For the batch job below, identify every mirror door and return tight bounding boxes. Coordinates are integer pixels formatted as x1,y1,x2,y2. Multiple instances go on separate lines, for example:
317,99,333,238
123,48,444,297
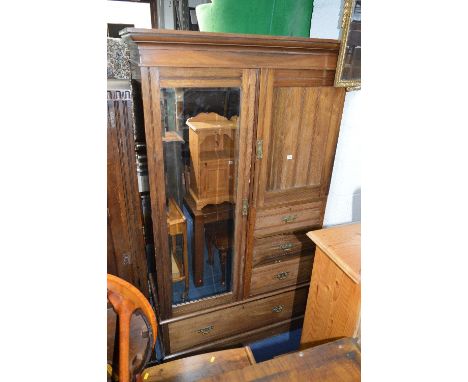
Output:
141,68,257,317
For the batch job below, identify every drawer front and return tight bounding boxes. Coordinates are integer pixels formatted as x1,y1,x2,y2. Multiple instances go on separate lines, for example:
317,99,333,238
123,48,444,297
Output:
249,255,314,296
168,288,308,353
253,231,314,267
254,201,324,238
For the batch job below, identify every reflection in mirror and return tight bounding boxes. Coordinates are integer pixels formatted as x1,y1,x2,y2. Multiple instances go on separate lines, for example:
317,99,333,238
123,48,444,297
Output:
160,88,240,306
341,0,361,81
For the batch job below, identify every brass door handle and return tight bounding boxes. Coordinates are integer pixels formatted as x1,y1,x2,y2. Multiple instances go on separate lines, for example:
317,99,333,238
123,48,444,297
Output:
272,304,284,313
274,271,290,280
276,243,293,251
196,325,214,334
281,215,297,223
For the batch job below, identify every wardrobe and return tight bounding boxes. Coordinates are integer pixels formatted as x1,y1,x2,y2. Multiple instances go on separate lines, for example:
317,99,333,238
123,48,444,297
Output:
121,28,346,359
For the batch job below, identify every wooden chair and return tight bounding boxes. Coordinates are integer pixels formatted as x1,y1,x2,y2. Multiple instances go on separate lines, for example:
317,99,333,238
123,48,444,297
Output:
167,197,189,300
205,221,233,286
107,274,157,382
107,274,256,382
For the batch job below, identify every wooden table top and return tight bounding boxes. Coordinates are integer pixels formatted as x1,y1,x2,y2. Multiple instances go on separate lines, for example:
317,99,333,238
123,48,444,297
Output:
307,223,361,283
142,347,255,382
198,338,360,382
184,193,233,216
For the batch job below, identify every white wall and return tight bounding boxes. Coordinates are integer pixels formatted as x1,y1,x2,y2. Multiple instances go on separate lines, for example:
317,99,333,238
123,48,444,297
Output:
106,1,152,28
310,0,361,226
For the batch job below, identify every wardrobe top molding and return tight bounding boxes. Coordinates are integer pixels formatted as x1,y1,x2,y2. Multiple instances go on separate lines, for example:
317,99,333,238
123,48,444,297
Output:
120,28,341,70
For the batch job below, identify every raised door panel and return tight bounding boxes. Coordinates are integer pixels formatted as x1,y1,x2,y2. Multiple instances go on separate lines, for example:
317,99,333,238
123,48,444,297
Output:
255,69,346,211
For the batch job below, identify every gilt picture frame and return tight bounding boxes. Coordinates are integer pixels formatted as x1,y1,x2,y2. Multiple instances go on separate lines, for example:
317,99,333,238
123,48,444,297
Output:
335,0,361,90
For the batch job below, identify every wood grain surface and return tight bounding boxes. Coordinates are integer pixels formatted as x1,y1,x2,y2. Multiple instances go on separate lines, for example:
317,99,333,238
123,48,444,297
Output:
124,30,347,358
162,315,304,362
306,223,361,283
252,230,314,267
301,248,360,348
254,201,324,238
142,347,255,382
198,337,360,382
301,224,361,348
255,72,345,210
168,287,308,353
249,254,314,296
107,88,149,297
121,28,340,51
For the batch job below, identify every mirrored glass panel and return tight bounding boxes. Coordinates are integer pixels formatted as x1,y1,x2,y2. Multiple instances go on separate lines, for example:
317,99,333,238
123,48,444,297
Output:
160,87,240,306
341,0,361,81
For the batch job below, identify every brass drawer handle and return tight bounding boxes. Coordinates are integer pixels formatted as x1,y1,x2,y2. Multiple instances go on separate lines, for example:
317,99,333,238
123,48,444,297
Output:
196,325,214,335
276,243,293,251
274,271,290,280
272,304,284,313
281,215,297,223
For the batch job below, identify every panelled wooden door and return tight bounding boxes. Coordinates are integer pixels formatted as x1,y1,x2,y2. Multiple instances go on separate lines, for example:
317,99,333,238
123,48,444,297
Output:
107,88,149,298
254,69,346,211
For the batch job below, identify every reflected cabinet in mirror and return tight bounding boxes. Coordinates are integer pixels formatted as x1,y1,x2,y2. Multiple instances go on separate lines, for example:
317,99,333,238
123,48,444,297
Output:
160,87,240,306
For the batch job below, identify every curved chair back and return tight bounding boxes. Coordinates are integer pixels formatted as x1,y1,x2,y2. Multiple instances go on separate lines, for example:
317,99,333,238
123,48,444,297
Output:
107,274,157,382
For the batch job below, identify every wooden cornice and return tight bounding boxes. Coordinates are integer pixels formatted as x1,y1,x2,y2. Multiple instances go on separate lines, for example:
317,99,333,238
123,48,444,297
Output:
120,28,340,53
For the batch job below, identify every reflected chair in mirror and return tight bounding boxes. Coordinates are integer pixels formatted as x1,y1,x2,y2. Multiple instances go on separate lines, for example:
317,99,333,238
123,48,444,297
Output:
108,274,256,382
167,197,189,301
205,220,234,286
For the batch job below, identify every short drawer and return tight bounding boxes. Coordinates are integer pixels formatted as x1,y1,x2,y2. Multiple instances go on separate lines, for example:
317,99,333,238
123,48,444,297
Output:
254,201,324,238
249,254,314,296
167,288,308,353
253,231,315,267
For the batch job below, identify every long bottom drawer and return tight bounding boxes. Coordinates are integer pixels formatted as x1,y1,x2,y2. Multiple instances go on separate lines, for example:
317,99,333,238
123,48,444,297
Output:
167,288,308,353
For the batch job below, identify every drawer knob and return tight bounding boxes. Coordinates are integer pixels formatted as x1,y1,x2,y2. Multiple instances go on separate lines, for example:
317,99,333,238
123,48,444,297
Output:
274,271,290,280
272,304,284,313
281,215,297,223
277,243,293,251
196,325,214,335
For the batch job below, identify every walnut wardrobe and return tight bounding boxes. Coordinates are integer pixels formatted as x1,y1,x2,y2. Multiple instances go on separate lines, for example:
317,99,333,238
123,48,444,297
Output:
121,29,346,360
